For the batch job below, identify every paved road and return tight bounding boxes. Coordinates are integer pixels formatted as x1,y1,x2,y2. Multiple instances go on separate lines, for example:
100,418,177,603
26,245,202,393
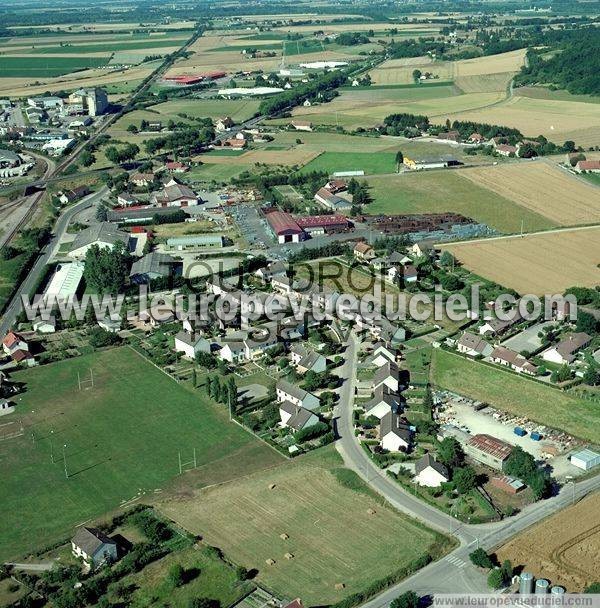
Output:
0,187,107,336
334,331,600,603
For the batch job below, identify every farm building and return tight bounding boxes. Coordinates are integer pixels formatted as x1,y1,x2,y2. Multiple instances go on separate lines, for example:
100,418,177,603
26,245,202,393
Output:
150,181,199,207
265,211,304,244
574,160,600,173
542,332,591,365
314,187,353,212
295,214,352,236
290,120,313,132
491,475,525,494
496,144,517,157
0,149,21,168
414,453,449,487
68,223,130,259
129,252,178,283
44,262,84,301
403,155,461,171
570,448,600,471
359,212,474,236
166,235,225,251
465,434,512,470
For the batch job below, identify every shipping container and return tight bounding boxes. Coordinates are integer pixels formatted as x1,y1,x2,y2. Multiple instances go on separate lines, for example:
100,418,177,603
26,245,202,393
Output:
514,427,527,437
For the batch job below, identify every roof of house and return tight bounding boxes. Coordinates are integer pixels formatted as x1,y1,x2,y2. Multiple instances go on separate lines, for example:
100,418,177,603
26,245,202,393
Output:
415,453,449,479
496,144,517,153
364,385,402,413
131,172,155,182
553,332,591,360
279,400,316,430
354,241,373,254
2,331,25,349
277,378,312,402
380,411,412,442
70,222,129,252
467,434,512,460
458,332,491,354
72,527,116,556
154,182,197,203
175,331,205,347
130,252,176,278
576,160,600,171
11,349,32,362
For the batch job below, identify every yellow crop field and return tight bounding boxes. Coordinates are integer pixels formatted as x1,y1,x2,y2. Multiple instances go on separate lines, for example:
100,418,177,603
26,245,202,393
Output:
455,72,513,93
433,94,600,147
459,162,600,225
441,226,600,295
454,48,526,76
369,60,453,85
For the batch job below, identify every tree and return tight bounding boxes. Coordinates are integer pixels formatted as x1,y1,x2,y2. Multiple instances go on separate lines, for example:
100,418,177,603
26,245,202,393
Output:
196,352,217,369
488,568,505,590
585,583,600,593
80,149,95,167
504,447,537,479
189,599,220,608
412,69,422,83
583,365,600,386
437,437,464,468
395,150,404,172
95,204,108,222
576,310,599,334
390,591,419,608
83,242,130,295
469,548,494,569
453,466,477,494
439,250,455,268
235,565,249,580
168,564,185,587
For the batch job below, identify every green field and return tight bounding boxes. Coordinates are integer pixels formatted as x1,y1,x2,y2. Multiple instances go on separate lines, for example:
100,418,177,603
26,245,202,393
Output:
186,163,247,182
365,171,556,233
431,349,600,443
151,98,260,122
300,151,397,175
582,173,600,187
24,38,187,54
0,347,281,561
0,55,109,77
158,448,453,605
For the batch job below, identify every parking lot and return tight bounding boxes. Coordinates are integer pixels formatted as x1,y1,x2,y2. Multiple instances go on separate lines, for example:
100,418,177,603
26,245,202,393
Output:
230,204,273,249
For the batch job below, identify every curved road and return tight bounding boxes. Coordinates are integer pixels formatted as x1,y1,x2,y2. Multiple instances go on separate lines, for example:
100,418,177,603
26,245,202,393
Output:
334,332,600,603
0,187,107,337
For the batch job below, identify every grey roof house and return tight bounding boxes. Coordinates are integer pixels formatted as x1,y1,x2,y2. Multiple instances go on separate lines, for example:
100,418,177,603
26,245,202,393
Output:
130,252,178,284
71,527,118,567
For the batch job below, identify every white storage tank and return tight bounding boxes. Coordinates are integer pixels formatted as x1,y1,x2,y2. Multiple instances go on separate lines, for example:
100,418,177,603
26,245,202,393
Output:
551,586,566,595
535,579,550,594
519,572,534,594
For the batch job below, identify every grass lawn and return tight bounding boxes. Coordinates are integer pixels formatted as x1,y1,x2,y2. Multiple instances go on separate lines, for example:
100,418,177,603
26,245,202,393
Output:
431,349,600,443
114,544,255,608
157,447,454,606
0,55,109,77
0,347,282,561
185,163,247,182
0,251,31,312
582,173,600,187
299,151,397,176
151,98,260,122
365,171,556,233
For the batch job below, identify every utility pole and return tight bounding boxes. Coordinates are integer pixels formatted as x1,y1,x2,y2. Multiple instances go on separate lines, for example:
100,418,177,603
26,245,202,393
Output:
62,444,68,479
50,430,54,463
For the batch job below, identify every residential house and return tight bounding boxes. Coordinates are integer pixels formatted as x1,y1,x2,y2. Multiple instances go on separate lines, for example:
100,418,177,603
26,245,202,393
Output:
372,361,400,392
243,334,278,360
255,260,287,282
364,385,403,419
174,332,211,359
271,275,296,296
465,434,512,470
33,317,56,334
290,344,327,374
468,133,485,144
71,527,118,567
478,309,523,336
59,186,89,205
354,241,375,262
279,400,319,431
496,144,517,157
380,411,412,452
219,340,247,364
165,161,189,173
276,379,320,411
414,453,450,487
130,173,155,188
401,264,418,283
2,331,28,355
117,192,140,207
68,223,129,259
371,341,396,367
215,117,234,132
224,138,246,149
410,240,435,258
542,332,591,365
324,179,347,194
490,346,538,375
436,130,460,143
457,332,493,358
150,181,198,207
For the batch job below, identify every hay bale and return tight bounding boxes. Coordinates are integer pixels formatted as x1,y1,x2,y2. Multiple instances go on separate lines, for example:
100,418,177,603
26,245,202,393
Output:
266,558,276,566
268,483,276,490
284,553,294,560
335,583,345,590
280,533,289,540
367,508,376,515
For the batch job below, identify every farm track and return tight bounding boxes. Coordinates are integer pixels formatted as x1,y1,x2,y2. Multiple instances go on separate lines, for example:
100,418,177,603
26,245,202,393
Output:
550,522,600,579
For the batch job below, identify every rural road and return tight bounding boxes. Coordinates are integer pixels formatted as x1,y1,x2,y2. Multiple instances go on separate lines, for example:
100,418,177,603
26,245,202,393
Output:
0,187,107,337
334,331,600,603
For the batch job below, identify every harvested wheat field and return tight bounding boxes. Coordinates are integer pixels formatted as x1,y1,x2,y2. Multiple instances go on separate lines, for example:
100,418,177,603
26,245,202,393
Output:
200,148,321,166
459,162,600,226
441,226,600,294
455,72,513,93
454,48,526,76
157,452,452,605
497,492,600,592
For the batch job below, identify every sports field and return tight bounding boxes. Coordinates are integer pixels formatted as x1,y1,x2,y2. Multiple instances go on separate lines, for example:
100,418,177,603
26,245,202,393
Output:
158,449,453,605
0,347,281,561
440,226,600,294
458,162,600,226
431,349,600,443
364,171,556,233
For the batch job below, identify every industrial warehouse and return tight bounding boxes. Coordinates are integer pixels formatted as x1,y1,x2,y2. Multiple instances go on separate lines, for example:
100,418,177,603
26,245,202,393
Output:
264,209,353,243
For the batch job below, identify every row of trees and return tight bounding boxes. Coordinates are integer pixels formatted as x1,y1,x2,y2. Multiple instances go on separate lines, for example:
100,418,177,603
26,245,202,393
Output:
206,375,237,408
